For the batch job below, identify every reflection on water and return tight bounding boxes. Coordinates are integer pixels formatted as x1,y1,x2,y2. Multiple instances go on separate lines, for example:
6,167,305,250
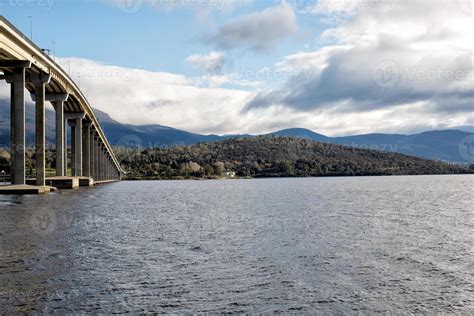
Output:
0,175,473,313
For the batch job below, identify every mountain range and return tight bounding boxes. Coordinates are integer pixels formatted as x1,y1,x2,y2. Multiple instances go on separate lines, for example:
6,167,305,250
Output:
0,100,473,164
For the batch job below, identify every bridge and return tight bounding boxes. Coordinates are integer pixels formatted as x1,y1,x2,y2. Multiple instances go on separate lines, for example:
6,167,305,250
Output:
0,16,124,194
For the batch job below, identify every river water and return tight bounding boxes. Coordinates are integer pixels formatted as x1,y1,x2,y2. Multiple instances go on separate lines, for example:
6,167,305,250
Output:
0,175,473,313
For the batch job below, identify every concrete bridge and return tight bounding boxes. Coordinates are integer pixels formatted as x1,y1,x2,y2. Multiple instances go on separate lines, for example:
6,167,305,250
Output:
0,16,124,194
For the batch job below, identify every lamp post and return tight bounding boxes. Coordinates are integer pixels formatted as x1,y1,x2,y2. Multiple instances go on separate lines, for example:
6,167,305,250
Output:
28,16,33,41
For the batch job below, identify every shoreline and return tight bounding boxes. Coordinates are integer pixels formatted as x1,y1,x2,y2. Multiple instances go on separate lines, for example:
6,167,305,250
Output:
122,172,474,181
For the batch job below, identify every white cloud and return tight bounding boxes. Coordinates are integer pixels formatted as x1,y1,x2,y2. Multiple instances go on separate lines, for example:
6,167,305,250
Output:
53,57,257,134
208,2,298,51
186,51,226,74
246,0,474,130
1,0,471,137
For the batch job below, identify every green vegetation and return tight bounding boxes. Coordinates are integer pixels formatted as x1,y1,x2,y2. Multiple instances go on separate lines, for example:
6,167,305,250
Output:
1,136,472,181
113,136,473,180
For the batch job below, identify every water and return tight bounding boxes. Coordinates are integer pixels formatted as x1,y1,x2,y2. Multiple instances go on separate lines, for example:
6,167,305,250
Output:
0,175,473,313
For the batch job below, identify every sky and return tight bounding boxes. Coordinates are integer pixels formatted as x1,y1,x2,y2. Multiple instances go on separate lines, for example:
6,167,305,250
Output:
0,0,473,136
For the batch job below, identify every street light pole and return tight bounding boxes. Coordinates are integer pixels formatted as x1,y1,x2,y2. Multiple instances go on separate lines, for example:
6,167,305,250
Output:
28,16,33,41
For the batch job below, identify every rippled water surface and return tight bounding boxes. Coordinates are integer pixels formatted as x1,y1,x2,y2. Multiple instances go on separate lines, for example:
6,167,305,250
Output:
0,175,473,313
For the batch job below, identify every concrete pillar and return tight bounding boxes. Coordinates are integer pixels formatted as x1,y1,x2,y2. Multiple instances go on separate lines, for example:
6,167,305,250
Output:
101,150,106,181
53,101,65,176
35,81,46,186
47,95,69,177
66,113,85,177
97,145,101,181
64,117,68,176
75,117,83,177
106,158,110,180
94,136,100,180
9,84,15,180
102,149,106,181
82,123,91,177
11,67,26,185
89,129,94,180
70,123,76,176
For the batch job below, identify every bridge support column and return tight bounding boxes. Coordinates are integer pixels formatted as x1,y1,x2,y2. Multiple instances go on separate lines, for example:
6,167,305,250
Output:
89,128,95,180
66,113,85,177
34,81,46,186
1,62,31,185
82,122,91,177
28,73,53,186
11,67,26,185
94,136,100,181
105,157,108,181
50,95,69,177
101,150,106,181
75,118,83,177
107,158,110,180
53,101,65,176
97,145,102,181
99,142,103,181
64,118,68,176
70,122,76,176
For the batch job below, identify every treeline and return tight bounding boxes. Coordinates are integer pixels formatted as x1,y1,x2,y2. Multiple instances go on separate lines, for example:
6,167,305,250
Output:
113,136,474,180
0,137,472,180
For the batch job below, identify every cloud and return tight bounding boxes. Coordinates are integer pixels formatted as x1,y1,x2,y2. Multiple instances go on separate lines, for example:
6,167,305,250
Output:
1,0,471,137
186,51,226,74
208,2,298,51
47,57,256,134
245,0,474,121
106,0,253,14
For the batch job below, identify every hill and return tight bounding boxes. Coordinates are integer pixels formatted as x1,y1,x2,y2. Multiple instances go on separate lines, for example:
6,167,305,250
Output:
115,137,473,180
1,99,473,163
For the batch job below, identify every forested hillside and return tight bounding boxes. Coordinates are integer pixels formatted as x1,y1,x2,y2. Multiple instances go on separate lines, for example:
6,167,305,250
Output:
114,137,473,180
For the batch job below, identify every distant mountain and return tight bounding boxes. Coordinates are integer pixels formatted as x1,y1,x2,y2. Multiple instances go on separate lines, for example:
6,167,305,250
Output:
0,100,56,145
0,99,473,163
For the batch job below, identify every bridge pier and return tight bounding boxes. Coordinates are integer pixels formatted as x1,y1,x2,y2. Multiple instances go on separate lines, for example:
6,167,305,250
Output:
29,72,52,187
89,128,95,179
66,113,85,177
94,134,100,180
49,95,69,177
101,147,106,181
9,64,29,185
82,122,91,177
53,101,65,176
35,80,46,186
70,122,76,176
